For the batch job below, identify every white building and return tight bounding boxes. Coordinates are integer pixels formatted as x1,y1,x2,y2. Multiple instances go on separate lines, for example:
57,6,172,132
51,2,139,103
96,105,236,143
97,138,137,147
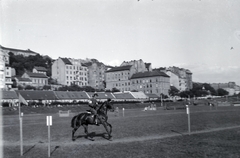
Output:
52,57,88,86
0,49,13,89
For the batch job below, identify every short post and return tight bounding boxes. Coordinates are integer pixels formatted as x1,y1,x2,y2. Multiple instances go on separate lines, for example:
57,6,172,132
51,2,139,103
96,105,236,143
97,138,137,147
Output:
46,116,52,157
186,105,191,135
161,95,163,107
115,107,119,117
122,108,125,117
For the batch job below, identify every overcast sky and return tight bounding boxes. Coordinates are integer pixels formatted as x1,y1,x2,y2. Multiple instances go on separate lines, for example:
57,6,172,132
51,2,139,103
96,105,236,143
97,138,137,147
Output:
1,0,240,85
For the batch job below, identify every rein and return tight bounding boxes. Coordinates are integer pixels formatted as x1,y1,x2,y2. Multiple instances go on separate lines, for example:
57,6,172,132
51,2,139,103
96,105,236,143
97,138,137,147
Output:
97,101,110,116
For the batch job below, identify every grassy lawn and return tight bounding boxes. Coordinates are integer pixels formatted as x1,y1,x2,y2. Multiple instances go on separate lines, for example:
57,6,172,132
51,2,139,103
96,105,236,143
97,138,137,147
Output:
2,103,240,158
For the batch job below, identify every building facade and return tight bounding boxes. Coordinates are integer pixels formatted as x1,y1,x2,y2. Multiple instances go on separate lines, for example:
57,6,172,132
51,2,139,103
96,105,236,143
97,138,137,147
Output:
0,48,13,89
0,45,39,57
105,59,153,91
81,59,106,90
22,72,48,87
120,59,152,72
165,70,180,90
130,71,170,96
105,65,133,91
51,57,88,86
157,66,193,91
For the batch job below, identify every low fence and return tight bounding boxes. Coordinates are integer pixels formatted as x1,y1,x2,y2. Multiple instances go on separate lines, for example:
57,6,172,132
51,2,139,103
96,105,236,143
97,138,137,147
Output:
233,102,240,106
59,110,71,117
217,102,232,106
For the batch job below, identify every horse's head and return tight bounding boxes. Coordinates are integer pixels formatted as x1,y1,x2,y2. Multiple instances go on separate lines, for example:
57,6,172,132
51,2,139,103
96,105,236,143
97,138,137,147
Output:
105,98,114,112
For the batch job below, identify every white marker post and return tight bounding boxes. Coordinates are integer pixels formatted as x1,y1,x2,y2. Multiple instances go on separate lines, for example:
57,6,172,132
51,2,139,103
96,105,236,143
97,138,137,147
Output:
46,116,52,157
122,108,125,117
186,105,191,135
19,112,23,156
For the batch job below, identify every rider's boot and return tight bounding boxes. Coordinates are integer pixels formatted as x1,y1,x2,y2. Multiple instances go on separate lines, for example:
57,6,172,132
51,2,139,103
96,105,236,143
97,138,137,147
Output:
95,115,99,126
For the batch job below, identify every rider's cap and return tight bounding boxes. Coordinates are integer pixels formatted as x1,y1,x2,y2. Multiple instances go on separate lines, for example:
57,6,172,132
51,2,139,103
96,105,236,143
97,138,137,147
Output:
92,93,98,97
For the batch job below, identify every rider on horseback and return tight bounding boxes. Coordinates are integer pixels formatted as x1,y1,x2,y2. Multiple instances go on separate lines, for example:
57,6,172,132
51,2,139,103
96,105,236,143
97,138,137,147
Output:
88,93,99,125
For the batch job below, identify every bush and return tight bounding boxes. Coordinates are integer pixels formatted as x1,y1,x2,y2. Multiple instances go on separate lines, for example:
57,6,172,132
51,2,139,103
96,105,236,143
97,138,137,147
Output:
1,102,10,107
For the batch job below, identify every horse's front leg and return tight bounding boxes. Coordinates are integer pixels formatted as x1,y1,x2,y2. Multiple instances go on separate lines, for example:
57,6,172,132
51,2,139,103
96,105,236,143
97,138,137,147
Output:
106,122,112,135
102,122,112,141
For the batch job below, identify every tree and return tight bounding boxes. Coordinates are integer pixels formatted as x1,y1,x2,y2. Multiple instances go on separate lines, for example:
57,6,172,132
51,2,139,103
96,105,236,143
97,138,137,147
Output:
179,90,193,98
112,87,120,92
43,85,51,90
217,88,229,96
9,53,52,76
25,85,36,90
190,82,217,97
169,86,179,96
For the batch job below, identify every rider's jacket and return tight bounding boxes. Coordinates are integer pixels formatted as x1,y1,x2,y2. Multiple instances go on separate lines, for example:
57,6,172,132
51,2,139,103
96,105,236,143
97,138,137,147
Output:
88,98,98,110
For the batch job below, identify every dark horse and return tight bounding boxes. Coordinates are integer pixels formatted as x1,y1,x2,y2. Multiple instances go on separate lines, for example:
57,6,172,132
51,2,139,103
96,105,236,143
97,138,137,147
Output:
71,99,114,141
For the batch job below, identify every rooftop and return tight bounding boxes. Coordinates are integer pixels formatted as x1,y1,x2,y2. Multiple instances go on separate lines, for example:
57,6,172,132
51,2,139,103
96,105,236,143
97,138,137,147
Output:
34,66,47,72
25,72,48,78
106,65,132,72
131,71,169,79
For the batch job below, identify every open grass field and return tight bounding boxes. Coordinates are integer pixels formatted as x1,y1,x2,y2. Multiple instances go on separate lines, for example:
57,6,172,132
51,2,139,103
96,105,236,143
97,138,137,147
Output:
2,103,240,158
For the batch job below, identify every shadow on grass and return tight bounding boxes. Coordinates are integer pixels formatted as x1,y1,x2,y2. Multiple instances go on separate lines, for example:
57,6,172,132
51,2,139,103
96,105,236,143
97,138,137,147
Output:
23,144,36,155
76,132,109,141
51,146,60,156
23,141,44,155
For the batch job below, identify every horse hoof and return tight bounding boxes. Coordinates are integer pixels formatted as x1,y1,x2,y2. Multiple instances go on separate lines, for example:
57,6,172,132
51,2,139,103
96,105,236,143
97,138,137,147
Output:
88,138,95,141
72,138,76,141
108,137,113,141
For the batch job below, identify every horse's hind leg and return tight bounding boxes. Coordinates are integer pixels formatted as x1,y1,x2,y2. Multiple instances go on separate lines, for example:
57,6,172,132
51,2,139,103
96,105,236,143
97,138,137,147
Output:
83,124,94,141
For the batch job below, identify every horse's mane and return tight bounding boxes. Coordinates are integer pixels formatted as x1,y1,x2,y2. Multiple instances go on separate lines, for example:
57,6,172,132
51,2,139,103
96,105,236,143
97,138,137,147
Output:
97,101,107,112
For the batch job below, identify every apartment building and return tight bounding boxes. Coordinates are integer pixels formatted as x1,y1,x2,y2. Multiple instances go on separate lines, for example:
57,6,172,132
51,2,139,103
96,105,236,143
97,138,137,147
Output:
22,72,48,87
165,70,180,90
105,59,152,91
167,66,193,91
81,59,106,90
105,65,133,91
131,71,170,96
0,51,6,89
156,66,193,91
0,49,13,89
51,57,88,86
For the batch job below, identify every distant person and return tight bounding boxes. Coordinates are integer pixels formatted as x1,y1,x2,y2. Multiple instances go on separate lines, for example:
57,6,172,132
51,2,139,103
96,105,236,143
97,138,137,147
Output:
88,93,99,125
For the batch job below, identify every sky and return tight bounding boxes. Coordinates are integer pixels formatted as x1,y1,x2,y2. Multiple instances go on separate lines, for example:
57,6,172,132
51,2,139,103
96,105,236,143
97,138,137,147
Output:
1,0,240,85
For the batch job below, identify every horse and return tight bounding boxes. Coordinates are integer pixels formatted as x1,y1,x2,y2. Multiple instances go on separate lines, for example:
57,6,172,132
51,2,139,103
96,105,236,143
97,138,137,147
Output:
71,99,114,141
